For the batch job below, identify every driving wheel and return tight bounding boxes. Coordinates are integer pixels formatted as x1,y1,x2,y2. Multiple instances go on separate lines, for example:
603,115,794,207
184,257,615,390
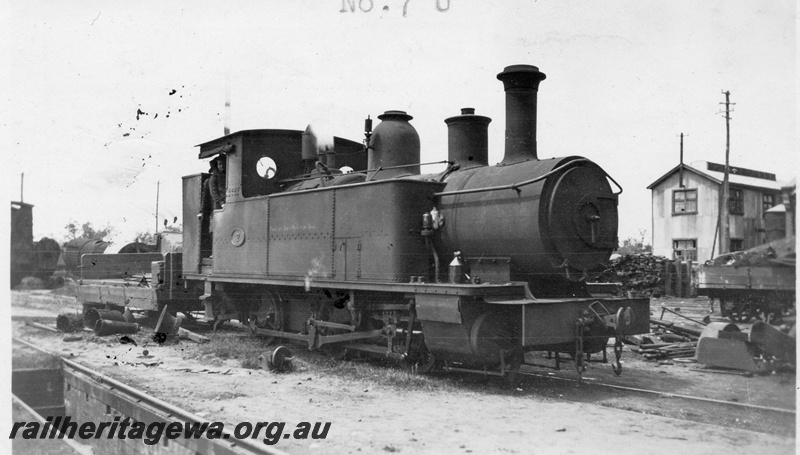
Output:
250,292,284,344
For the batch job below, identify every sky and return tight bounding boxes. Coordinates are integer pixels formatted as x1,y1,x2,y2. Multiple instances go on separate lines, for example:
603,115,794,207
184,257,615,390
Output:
2,0,797,246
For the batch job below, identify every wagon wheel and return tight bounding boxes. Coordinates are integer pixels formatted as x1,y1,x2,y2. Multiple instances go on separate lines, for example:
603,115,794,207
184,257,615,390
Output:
766,311,782,324
753,302,779,323
249,292,284,344
728,311,752,323
718,297,729,318
728,301,753,323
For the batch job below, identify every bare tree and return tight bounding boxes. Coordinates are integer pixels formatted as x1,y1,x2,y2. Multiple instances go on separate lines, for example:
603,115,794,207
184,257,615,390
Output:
64,221,113,241
616,229,652,256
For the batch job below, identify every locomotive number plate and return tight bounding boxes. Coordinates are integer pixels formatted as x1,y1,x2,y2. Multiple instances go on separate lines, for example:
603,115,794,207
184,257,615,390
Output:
230,228,246,247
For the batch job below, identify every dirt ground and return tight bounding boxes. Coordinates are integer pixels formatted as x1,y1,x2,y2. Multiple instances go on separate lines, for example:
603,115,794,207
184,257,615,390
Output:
9,289,797,455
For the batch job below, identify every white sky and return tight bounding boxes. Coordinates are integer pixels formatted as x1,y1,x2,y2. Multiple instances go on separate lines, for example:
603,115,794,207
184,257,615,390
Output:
2,0,797,245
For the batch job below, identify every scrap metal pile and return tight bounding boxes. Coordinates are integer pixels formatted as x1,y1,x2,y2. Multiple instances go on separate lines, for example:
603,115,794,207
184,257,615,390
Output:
625,304,796,374
705,236,796,268
633,318,702,361
33,305,211,344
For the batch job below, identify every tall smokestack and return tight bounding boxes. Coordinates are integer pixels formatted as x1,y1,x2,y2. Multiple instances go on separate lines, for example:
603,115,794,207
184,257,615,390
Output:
497,64,546,165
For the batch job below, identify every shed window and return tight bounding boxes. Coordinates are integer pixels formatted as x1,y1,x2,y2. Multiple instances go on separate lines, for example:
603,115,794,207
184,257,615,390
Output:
672,189,697,215
673,239,697,261
730,239,743,252
729,188,744,215
762,194,775,213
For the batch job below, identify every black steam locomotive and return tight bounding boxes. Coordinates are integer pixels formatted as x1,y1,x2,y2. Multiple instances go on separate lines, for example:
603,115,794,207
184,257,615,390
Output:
180,64,650,378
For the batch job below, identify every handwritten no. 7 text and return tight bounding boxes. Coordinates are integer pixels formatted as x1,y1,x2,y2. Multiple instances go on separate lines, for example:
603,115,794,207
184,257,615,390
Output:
340,0,450,17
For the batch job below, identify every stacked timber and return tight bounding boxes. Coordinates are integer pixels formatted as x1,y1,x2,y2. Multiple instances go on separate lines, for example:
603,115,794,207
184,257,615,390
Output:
628,319,704,361
593,253,668,297
633,342,697,360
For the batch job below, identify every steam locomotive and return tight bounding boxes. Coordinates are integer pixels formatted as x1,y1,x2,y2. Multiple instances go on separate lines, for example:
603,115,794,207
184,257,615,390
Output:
179,64,650,378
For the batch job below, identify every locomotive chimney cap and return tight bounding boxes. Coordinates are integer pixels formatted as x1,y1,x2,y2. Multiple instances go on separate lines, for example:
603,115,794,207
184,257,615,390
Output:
444,108,491,126
497,65,547,88
378,110,413,121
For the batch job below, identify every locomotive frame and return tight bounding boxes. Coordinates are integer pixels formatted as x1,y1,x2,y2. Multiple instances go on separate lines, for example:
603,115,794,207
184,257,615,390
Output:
174,64,650,379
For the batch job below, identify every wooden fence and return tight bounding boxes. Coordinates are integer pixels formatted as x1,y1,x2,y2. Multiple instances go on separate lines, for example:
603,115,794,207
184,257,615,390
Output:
661,260,697,298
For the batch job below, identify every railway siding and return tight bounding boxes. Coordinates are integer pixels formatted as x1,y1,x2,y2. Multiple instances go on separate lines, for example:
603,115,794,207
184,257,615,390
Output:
10,291,796,453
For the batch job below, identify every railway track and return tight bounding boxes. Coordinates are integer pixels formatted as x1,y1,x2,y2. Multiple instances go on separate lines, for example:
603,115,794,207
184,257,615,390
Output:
12,305,795,440
56,315,799,423
516,369,795,416
496,359,795,438
12,336,288,455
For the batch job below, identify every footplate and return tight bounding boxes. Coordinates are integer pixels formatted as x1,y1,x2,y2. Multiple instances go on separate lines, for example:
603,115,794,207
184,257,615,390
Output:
521,297,650,348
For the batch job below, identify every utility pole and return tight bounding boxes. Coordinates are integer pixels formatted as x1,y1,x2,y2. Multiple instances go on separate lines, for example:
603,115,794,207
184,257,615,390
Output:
224,76,231,136
718,91,733,255
678,133,685,188
20,173,24,202
155,181,160,235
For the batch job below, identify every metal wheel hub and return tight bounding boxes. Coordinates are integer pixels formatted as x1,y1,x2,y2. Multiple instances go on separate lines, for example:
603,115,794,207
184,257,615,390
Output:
249,293,283,332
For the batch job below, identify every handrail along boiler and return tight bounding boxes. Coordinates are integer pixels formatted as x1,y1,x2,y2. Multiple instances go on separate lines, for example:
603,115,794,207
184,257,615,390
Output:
181,64,650,377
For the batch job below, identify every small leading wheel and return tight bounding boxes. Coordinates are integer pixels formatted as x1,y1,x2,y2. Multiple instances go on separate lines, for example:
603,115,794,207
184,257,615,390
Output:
250,292,284,344
414,350,437,375
406,342,437,374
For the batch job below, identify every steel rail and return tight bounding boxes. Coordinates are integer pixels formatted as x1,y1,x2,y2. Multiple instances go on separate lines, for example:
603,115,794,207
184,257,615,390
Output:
193,324,794,420
517,369,795,415
12,336,288,455
153,322,792,419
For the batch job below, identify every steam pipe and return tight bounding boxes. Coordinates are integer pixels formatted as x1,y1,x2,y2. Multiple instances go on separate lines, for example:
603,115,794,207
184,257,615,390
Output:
278,160,451,184
425,237,441,283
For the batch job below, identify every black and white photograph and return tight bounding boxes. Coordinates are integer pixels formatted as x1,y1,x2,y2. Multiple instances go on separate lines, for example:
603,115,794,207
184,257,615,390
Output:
3,1,796,454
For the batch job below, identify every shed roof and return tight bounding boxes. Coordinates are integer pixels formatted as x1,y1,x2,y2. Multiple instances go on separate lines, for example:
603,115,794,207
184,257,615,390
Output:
766,203,786,214
647,161,783,191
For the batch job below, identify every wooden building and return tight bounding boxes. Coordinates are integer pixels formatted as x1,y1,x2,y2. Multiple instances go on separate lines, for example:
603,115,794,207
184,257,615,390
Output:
647,161,783,262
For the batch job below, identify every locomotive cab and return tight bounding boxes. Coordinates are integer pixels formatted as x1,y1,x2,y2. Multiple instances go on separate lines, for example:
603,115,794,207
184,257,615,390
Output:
182,129,365,275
